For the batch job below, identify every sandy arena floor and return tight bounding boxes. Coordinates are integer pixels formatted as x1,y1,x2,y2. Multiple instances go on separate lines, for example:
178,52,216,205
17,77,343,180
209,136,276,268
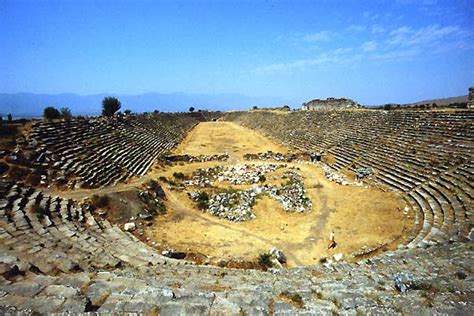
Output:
144,122,413,267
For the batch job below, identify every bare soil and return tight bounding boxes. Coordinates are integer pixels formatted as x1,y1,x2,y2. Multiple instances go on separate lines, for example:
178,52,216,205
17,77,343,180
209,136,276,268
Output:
44,121,413,267
144,122,413,267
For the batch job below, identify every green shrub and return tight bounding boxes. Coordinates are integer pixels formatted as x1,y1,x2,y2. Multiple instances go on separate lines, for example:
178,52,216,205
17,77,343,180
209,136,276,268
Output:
91,195,110,208
196,191,209,210
102,96,121,117
43,106,61,120
258,252,273,269
172,172,185,180
60,107,72,120
31,205,48,219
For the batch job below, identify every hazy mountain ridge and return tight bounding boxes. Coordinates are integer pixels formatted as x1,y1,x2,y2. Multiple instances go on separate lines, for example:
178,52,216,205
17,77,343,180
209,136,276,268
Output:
370,95,468,108
0,92,292,117
1,92,470,117
403,95,468,107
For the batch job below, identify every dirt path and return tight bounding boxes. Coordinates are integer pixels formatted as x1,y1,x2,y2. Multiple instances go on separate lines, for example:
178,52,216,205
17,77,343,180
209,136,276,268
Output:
173,121,288,162
43,174,156,199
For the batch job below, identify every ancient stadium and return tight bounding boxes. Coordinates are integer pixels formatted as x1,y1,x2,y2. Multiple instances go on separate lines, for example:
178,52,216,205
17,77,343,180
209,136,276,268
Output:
0,96,473,314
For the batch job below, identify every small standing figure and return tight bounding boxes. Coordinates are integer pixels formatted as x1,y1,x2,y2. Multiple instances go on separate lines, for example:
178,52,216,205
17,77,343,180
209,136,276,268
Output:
327,231,337,249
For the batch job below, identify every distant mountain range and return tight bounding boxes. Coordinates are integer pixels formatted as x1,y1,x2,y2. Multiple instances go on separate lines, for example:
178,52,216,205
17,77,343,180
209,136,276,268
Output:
401,95,468,107
371,95,468,108
0,92,293,117
1,92,470,118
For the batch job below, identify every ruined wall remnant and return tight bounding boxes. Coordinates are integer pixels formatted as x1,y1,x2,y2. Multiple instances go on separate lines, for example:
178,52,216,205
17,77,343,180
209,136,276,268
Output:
468,86,474,109
301,97,359,110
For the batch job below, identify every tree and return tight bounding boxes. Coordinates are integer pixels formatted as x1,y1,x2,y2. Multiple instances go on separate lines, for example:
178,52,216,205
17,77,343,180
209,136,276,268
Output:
252,106,258,110
124,109,132,115
60,107,72,120
102,96,121,117
7,114,12,122
189,106,195,113
43,107,61,120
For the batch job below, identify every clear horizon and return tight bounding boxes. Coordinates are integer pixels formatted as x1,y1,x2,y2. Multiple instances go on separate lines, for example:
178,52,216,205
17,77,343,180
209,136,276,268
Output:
1,0,473,106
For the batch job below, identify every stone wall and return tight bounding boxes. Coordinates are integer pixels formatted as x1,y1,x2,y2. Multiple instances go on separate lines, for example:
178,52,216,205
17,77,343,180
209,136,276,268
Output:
468,86,474,109
302,97,359,110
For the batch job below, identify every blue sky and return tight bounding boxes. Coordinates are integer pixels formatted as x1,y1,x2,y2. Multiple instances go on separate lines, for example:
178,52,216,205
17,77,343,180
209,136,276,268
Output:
1,0,473,105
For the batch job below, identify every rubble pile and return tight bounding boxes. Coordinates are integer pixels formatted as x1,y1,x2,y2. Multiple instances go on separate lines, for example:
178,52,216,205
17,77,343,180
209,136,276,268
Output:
187,165,312,221
218,163,287,184
185,163,292,187
265,179,312,212
318,162,350,185
355,167,373,179
164,153,229,163
243,151,298,162
206,189,257,221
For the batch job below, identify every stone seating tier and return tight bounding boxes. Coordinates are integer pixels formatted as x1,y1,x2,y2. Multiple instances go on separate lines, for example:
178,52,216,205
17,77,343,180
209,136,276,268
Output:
224,110,473,247
21,113,203,188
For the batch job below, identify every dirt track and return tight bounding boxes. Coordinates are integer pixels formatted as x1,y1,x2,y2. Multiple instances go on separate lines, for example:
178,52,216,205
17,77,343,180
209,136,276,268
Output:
46,122,412,266
144,122,413,266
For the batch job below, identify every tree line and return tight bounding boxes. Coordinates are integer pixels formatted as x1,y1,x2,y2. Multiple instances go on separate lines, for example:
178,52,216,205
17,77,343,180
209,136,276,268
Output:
42,96,131,120
41,96,202,120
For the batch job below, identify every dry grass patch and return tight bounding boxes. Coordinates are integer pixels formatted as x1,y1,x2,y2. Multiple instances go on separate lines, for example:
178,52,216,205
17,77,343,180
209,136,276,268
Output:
278,291,304,309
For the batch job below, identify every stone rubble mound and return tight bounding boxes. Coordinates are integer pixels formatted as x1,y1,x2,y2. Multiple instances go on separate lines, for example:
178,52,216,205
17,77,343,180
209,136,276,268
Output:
164,153,229,163
206,189,257,221
186,163,287,186
244,151,299,162
186,163,312,221
355,166,373,179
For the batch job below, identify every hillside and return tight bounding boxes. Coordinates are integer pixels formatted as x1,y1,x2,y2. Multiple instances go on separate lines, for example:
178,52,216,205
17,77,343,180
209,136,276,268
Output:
369,94,468,108
404,95,468,107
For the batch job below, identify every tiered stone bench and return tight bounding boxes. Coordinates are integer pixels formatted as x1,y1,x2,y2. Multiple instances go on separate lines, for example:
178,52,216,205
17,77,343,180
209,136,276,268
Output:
0,179,179,276
0,110,472,314
19,113,201,188
225,110,473,248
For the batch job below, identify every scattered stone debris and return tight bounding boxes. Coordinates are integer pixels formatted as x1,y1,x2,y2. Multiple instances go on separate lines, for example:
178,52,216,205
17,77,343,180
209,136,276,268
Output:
393,272,416,294
316,162,362,186
188,178,312,221
244,151,299,162
265,179,312,212
164,153,229,163
185,163,293,187
333,253,344,262
124,222,136,231
206,189,257,221
161,249,187,260
355,167,373,180
270,247,287,264
138,180,167,215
